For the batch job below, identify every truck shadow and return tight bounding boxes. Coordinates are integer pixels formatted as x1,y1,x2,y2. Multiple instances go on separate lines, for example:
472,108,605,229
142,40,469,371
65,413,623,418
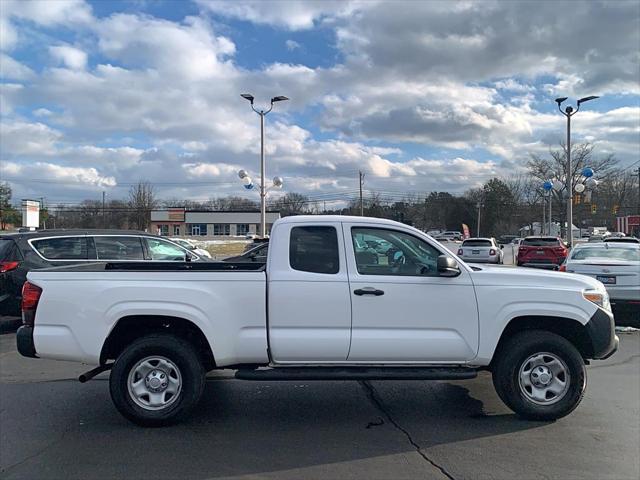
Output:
1,377,551,479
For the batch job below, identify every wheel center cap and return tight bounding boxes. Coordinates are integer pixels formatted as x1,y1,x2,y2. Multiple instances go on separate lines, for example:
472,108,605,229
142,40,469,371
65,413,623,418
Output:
145,370,168,392
531,366,552,386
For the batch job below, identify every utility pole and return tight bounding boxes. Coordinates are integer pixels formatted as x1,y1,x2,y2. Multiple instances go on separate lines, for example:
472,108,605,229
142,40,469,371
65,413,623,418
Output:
359,171,365,216
555,95,598,247
634,167,640,214
40,197,46,229
240,94,288,238
102,191,106,228
476,202,482,237
542,194,546,235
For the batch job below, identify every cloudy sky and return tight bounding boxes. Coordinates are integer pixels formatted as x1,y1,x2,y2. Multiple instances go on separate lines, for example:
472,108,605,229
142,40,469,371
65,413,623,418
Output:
1,0,639,208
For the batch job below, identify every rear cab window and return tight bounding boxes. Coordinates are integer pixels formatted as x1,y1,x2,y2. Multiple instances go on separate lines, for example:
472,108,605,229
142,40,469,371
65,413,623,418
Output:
31,237,88,260
289,226,339,274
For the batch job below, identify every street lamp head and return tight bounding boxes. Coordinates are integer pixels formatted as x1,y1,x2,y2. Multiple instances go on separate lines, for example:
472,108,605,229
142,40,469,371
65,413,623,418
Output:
555,97,568,105
271,96,289,103
238,169,249,179
240,93,254,104
565,105,574,114
272,176,283,188
577,95,599,105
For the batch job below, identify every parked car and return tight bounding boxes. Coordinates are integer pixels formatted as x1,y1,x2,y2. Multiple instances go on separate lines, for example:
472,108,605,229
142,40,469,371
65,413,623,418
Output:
497,235,518,245
517,236,568,269
562,243,639,321
603,236,639,244
0,230,209,316
169,238,212,258
457,238,503,264
224,242,268,263
442,230,463,241
18,215,617,426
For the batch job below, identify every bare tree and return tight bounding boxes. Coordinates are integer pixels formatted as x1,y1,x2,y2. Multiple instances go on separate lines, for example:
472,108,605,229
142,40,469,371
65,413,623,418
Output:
128,181,157,231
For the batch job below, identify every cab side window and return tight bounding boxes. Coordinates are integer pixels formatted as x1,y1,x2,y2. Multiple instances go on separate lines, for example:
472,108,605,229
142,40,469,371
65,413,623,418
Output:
32,237,88,260
351,228,441,276
290,226,339,274
146,238,187,261
94,236,145,260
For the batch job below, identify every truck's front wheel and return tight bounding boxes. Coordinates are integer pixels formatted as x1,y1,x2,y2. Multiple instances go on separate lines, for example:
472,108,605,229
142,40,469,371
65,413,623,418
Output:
492,330,586,421
109,334,205,427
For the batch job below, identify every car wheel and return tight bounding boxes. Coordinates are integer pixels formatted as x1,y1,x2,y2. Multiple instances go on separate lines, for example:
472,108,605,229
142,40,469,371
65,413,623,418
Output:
492,330,586,421
109,333,205,427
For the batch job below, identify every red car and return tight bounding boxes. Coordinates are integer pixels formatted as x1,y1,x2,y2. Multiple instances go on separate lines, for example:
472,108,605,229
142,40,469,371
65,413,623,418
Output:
517,236,568,270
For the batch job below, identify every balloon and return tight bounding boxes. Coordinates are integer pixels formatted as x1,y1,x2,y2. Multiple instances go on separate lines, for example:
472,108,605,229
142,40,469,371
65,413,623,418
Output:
543,180,553,191
238,169,248,179
244,183,254,190
553,180,564,191
242,176,252,186
574,183,585,193
272,176,283,188
585,178,598,189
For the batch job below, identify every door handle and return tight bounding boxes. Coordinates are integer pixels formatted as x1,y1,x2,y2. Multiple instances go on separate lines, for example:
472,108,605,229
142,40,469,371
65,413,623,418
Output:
354,287,385,296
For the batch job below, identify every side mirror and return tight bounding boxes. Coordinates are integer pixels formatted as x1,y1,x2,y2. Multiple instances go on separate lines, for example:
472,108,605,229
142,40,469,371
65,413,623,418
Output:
437,255,460,277
185,252,194,262
500,245,504,250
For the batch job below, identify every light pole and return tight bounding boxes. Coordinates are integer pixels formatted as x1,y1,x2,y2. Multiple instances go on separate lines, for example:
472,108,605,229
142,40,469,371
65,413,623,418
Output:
554,95,599,247
476,202,482,237
241,93,289,237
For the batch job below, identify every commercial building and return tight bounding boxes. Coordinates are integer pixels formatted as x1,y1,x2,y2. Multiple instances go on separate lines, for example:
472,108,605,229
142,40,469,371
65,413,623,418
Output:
616,215,640,236
150,208,281,238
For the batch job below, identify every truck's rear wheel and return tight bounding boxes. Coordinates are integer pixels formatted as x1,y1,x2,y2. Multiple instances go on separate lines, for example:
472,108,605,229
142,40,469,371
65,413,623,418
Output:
492,330,586,421
109,333,205,427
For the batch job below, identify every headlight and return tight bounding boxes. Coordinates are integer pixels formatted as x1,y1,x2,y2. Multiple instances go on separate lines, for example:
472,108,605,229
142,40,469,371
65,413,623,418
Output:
583,290,611,312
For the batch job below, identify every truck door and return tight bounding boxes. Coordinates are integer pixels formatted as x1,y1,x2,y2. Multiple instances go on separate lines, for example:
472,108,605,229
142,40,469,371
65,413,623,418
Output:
343,223,479,363
267,223,352,362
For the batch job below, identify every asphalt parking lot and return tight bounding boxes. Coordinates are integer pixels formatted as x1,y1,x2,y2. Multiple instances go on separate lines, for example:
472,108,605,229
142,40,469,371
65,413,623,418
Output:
1,330,638,480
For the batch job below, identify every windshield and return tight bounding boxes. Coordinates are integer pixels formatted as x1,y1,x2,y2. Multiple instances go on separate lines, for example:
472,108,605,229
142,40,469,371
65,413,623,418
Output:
523,238,560,246
571,247,639,261
462,239,492,247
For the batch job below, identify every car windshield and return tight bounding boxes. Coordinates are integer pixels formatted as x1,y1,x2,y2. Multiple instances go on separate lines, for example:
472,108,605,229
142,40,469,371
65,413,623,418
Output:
523,238,559,246
462,239,492,247
571,247,639,261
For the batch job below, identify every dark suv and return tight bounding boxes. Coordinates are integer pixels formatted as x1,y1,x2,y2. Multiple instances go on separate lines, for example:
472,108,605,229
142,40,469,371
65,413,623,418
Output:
0,230,208,316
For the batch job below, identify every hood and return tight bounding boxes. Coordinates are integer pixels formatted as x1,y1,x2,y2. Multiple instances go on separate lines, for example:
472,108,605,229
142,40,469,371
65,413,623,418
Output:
469,264,604,292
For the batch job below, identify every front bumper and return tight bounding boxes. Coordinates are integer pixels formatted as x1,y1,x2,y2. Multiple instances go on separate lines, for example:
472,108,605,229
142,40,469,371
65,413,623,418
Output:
17,326,38,358
585,308,619,359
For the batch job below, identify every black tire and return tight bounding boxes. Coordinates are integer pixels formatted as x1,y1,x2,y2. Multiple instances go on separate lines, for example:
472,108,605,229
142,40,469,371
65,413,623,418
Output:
109,333,205,427
492,330,586,421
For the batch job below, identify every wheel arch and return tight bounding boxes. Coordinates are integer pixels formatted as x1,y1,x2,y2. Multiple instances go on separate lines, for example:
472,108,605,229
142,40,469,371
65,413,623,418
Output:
491,315,594,366
100,315,216,371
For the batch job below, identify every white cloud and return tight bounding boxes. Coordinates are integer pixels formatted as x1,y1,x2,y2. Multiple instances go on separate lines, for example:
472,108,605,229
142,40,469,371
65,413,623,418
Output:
285,39,301,51
0,54,35,80
0,0,92,51
2,161,116,188
0,121,62,155
49,45,88,70
197,0,361,30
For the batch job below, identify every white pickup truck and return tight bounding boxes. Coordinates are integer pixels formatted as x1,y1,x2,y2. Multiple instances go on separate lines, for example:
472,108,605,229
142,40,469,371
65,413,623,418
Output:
17,216,618,426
